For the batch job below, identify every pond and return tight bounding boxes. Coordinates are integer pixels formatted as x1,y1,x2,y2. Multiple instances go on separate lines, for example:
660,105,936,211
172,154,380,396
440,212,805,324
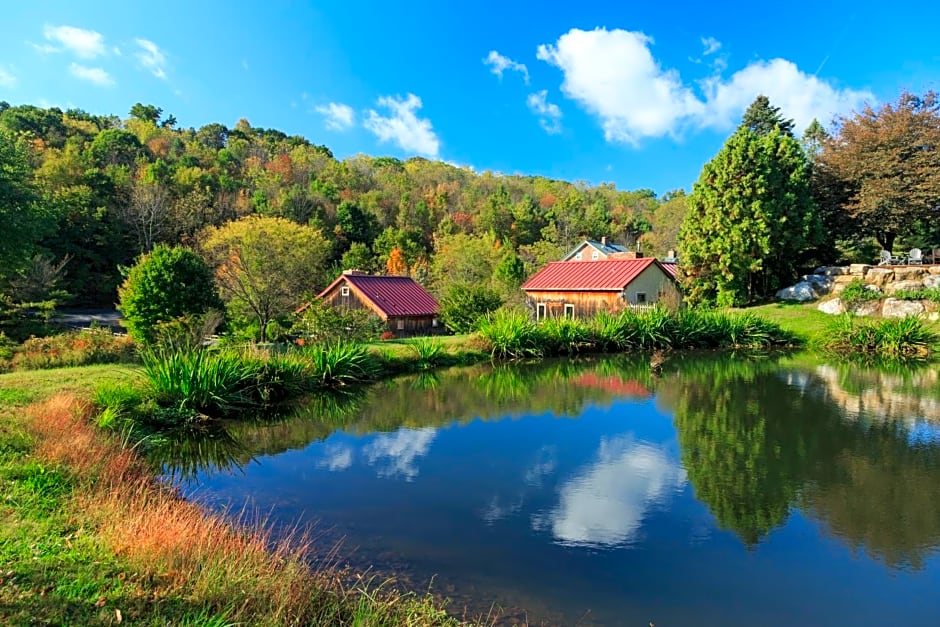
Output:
160,354,940,626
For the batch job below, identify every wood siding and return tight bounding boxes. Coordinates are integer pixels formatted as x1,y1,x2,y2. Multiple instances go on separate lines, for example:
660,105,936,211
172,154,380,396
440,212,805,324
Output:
525,265,680,319
320,279,442,337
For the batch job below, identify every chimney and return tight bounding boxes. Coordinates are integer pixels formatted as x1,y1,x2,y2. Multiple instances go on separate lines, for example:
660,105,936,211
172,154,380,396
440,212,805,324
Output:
667,249,676,260
343,269,366,276
601,236,607,246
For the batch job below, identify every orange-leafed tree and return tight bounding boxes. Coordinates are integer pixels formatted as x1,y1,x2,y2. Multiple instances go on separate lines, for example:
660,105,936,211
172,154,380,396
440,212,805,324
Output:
386,247,408,275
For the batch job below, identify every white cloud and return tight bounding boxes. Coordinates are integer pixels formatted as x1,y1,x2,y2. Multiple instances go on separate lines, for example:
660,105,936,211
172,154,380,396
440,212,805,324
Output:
698,58,873,132
484,50,529,83
0,65,16,88
43,25,105,59
537,28,704,144
363,94,441,158
526,90,563,134
532,435,686,547
29,42,60,54
315,102,355,131
363,427,437,481
112,46,122,56
68,63,114,87
135,38,167,79
317,444,354,471
537,27,873,144
701,36,722,55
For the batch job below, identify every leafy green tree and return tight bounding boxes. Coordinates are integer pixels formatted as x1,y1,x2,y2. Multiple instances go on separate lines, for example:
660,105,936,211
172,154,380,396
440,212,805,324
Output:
117,244,223,344
817,91,940,251
340,242,377,273
741,95,795,137
89,129,143,168
438,283,503,333
679,127,819,306
0,131,49,285
129,103,162,125
201,215,330,342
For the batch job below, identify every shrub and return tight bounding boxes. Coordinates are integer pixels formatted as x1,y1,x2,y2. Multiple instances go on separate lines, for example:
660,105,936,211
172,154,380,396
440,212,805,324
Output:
475,309,543,359
840,278,881,311
300,342,382,387
291,300,384,344
438,283,503,333
7,328,137,370
380,331,396,341
407,337,445,368
118,245,223,344
893,288,940,303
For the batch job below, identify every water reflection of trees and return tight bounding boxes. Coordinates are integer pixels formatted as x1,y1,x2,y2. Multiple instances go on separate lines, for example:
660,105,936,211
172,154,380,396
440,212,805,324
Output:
658,356,940,569
156,351,940,570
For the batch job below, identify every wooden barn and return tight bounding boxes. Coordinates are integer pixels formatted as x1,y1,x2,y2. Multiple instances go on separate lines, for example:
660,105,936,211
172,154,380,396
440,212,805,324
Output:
317,271,441,337
522,258,680,319
562,237,631,261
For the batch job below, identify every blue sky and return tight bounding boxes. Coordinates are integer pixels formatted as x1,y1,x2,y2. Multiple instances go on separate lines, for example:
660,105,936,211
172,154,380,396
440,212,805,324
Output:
1,1,938,194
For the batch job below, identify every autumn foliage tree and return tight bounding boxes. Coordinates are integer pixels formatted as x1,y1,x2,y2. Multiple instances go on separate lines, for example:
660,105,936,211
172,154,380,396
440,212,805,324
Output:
386,247,408,275
816,91,940,252
200,215,329,342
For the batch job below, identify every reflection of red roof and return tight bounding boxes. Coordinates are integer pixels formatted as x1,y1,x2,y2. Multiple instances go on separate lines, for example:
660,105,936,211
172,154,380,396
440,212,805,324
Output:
318,274,439,317
522,258,673,291
660,261,678,279
573,373,652,398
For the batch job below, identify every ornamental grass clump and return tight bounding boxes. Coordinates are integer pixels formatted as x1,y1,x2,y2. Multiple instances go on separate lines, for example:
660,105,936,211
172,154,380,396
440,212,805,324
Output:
824,314,939,358
475,309,544,359
300,341,382,387
407,337,446,369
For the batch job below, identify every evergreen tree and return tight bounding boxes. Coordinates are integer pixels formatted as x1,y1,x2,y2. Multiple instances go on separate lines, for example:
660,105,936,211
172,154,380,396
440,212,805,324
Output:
741,95,795,137
678,127,819,306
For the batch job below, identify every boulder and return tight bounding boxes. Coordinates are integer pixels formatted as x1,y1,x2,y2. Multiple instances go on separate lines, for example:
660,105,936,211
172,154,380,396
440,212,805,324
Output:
894,266,927,281
851,300,881,316
885,280,926,295
816,266,850,276
801,274,833,295
864,268,894,286
923,275,940,289
849,264,871,275
817,298,845,315
929,312,940,322
882,298,925,318
929,266,940,275
833,275,858,284
777,282,817,302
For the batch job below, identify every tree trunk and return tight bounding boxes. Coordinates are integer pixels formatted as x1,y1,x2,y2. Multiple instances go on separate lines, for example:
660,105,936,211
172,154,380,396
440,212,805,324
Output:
258,314,268,343
875,231,896,252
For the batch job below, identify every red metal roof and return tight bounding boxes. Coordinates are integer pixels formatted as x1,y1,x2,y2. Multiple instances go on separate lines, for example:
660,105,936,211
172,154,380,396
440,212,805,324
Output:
522,258,666,291
660,261,678,279
318,274,439,317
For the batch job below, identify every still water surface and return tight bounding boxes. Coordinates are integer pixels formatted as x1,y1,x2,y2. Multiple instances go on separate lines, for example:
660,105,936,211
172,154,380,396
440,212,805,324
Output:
163,354,940,626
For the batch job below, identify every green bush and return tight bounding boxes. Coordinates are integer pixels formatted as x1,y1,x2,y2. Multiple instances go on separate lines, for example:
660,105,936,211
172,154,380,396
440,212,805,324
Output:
118,245,224,344
300,342,382,387
840,278,881,311
291,300,384,344
5,328,137,371
892,288,940,303
407,337,445,369
438,283,503,333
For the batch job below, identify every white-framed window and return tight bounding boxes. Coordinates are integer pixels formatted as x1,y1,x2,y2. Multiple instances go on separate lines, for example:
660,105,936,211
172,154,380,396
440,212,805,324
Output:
397,319,405,330
591,251,600,260
575,252,583,260
564,304,575,319
341,286,350,296
636,292,647,304
536,303,546,320
432,318,438,327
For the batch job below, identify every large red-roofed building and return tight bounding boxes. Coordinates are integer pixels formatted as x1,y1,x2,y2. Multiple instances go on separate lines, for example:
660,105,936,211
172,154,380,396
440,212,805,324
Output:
521,258,680,319
317,271,441,337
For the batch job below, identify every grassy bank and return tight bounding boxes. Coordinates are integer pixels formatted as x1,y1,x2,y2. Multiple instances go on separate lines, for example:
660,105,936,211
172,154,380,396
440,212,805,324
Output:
0,375,470,626
475,308,798,359
744,302,940,358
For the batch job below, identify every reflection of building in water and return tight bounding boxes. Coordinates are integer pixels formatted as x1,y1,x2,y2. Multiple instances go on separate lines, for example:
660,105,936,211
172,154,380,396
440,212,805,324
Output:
571,373,653,399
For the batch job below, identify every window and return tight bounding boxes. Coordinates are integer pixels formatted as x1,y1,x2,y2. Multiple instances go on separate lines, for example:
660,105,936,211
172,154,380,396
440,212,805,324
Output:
591,251,599,260
636,292,647,304
397,319,405,330
341,286,350,296
575,252,583,260
432,318,438,327
564,304,575,319
536,303,546,320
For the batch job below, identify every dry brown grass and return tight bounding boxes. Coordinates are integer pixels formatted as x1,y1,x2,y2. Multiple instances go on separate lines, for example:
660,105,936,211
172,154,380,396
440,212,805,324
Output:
23,393,464,626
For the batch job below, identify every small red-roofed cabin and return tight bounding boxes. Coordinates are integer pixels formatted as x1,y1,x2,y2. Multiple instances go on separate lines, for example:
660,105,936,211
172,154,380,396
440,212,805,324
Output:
315,271,441,337
521,258,680,320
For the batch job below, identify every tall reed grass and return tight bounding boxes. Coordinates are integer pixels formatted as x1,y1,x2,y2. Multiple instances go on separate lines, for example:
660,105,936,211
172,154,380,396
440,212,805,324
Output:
476,307,797,359
824,314,939,358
